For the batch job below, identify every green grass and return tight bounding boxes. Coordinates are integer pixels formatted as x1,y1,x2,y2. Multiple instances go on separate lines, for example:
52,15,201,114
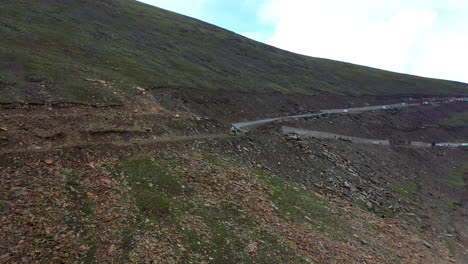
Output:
439,113,468,127
443,198,461,209
442,235,455,254
257,171,351,239
112,157,185,261
444,164,468,188
83,243,98,264
107,155,461,262
197,151,223,166
250,167,269,178
389,179,418,201
61,170,97,263
181,203,308,264
255,170,397,261
63,170,81,186
1,0,467,104
62,170,97,216
113,156,309,263
354,199,397,218
115,157,184,218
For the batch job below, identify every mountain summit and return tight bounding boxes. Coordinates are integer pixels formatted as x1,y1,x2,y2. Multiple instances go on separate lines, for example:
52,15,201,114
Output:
1,0,467,104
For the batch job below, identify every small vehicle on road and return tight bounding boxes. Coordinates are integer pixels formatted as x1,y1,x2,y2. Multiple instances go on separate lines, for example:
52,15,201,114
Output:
228,126,238,136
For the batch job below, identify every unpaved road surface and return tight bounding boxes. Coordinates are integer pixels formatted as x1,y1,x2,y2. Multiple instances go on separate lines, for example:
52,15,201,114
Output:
1,101,464,157
233,102,421,130
235,100,466,147
280,126,467,147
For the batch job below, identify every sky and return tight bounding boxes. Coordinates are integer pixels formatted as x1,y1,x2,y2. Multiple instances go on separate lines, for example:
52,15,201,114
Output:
138,0,468,84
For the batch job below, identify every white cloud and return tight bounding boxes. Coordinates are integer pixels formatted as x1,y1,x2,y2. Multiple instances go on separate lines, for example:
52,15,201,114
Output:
261,0,468,83
412,33,468,82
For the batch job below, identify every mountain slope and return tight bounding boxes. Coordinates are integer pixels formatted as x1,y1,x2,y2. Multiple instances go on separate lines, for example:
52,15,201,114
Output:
1,101,466,263
1,0,468,105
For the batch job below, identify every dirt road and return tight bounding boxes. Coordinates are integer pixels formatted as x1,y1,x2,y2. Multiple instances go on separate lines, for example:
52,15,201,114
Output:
0,100,464,156
233,102,419,130
280,126,467,147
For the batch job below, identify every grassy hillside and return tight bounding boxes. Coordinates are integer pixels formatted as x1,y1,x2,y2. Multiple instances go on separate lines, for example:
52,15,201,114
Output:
1,0,467,105
0,151,452,263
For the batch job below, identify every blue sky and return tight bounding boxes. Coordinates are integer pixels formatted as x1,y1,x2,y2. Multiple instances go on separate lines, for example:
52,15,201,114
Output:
139,0,274,42
200,0,274,41
138,0,468,84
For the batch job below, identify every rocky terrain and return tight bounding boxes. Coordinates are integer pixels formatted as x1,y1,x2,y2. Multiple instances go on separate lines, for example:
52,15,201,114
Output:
1,96,467,263
275,102,468,143
1,0,468,263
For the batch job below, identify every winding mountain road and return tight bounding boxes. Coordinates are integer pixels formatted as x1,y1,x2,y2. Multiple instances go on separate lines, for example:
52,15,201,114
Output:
233,102,419,130
280,126,468,148
1,100,466,156
234,101,467,148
